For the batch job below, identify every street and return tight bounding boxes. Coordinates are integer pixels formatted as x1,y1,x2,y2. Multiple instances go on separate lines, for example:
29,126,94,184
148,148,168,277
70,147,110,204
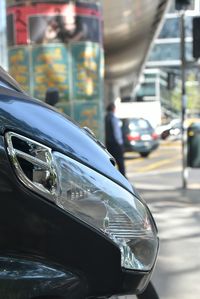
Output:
125,139,200,299
126,139,200,189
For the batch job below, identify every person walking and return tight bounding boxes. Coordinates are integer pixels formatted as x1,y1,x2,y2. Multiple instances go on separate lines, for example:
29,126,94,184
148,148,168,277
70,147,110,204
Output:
105,102,126,176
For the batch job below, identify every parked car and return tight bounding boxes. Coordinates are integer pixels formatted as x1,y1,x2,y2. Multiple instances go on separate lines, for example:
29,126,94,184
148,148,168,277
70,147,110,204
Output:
155,123,171,140
156,119,181,140
121,118,160,157
0,67,159,299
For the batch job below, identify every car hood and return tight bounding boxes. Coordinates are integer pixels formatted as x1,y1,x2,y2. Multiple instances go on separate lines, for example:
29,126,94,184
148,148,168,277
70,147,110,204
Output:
0,87,135,194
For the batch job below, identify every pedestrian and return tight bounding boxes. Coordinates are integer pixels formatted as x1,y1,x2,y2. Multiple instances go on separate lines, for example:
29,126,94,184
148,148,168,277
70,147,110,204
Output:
105,102,126,176
45,87,59,107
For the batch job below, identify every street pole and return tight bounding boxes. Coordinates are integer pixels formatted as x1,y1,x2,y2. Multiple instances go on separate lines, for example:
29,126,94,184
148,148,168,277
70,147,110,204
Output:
180,11,188,188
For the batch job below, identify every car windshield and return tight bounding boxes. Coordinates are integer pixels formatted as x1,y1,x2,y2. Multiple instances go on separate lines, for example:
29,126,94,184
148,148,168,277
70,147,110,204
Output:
128,119,151,130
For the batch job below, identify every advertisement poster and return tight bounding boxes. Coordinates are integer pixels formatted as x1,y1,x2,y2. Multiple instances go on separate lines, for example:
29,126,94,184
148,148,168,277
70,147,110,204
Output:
8,47,30,92
74,101,102,139
6,1,104,140
32,45,70,100
71,43,101,100
6,1,102,46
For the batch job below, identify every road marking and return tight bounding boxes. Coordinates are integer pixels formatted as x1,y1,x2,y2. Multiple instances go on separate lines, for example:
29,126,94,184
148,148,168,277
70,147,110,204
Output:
125,157,144,165
160,140,181,147
135,158,179,173
125,148,181,165
127,167,182,177
130,183,178,190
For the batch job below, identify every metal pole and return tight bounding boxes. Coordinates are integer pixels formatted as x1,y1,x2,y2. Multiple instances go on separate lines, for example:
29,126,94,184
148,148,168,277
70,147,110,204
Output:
180,11,188,189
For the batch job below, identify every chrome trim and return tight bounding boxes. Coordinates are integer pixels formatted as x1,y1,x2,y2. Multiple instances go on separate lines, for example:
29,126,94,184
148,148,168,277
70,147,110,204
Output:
5,132,58,202
15,149,50,170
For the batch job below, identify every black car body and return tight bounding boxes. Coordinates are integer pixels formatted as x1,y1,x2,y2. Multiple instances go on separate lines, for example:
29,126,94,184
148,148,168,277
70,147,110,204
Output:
121,118,160,157
0,68,159,299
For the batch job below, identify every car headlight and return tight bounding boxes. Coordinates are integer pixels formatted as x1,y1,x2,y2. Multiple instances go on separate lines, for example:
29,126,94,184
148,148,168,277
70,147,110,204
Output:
5,132,158,271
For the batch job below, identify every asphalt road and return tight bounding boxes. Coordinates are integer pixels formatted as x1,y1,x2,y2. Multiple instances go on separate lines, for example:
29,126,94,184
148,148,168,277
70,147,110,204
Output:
124,139,200,299
125,139,199,190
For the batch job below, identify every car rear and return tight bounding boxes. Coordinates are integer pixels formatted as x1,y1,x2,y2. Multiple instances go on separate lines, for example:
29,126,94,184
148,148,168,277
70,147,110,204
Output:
121,118,159,157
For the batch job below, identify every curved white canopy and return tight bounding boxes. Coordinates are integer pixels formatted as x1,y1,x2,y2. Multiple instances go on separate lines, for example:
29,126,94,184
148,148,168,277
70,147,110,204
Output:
102,0,170,96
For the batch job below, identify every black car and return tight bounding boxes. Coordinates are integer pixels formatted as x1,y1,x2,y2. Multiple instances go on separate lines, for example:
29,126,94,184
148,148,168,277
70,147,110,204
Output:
121,118,160,157
0,67,158,299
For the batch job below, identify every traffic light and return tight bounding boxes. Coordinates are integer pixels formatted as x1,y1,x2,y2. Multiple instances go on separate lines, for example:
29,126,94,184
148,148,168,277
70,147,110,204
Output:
193,17,200,59
175,0,191,10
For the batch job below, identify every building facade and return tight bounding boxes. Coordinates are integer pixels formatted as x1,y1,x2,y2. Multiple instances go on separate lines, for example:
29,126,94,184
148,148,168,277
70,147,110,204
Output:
136,0,200,123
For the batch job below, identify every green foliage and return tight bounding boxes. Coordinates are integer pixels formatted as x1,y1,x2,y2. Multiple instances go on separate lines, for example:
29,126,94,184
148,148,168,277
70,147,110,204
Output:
171,72,200,113
171,80,181,112
186,73,200,112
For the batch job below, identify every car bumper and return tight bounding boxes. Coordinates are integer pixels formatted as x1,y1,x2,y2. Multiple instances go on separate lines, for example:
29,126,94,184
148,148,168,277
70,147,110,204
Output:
124,140,159,153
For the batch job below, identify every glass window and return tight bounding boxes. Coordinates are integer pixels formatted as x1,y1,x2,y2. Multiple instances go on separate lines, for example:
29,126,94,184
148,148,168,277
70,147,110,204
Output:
158,16,193,39
145,73,157,79
129,119,151,130
149,42,193,61
159,18,180,38
137,82,156,97
185,16,193,38
169,0,195,13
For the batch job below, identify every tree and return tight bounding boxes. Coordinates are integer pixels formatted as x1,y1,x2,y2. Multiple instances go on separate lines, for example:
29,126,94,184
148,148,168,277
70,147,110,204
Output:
186,73,200,112
171,71,200,114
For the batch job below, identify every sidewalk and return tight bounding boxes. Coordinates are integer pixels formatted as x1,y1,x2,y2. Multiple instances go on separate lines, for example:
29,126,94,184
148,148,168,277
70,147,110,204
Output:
123,138,200,299
138,186,200,205
135,185,200,299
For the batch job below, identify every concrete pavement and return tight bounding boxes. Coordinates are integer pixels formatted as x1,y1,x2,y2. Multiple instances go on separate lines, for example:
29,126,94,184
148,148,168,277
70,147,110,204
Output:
130,176,200,299
116,139,200,299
